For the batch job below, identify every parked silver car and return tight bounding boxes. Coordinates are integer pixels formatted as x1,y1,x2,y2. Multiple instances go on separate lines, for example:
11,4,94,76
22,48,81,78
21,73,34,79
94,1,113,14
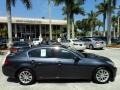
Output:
80,38,106,50
61,39,86,51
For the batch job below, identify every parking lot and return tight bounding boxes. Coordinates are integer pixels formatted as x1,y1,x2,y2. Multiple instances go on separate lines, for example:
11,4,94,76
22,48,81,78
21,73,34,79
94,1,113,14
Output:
0,48,120,90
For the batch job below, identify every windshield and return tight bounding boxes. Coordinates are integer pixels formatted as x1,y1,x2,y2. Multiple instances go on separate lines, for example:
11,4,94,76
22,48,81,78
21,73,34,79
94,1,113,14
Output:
68,48,85,58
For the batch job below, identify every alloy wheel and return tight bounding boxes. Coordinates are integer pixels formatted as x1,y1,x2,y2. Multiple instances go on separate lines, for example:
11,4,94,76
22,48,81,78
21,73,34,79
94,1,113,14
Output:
18,69,35,85
95,68,110,83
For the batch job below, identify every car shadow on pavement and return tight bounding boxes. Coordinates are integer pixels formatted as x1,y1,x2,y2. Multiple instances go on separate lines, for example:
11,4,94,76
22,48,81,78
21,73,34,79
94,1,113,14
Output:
37,79,91,84
7,78,19,83
7,78,91,84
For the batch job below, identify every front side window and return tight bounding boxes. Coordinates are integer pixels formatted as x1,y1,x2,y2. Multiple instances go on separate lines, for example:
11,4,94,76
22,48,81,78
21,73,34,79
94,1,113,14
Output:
53,48,76,59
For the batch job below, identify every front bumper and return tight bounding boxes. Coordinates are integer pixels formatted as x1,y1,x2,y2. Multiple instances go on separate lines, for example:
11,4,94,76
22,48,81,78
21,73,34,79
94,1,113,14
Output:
110,67,117,82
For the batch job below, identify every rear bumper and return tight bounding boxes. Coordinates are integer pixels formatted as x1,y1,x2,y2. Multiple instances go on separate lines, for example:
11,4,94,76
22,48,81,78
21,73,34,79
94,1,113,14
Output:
2,65,16,78
72,45,86,50
94,44,106,49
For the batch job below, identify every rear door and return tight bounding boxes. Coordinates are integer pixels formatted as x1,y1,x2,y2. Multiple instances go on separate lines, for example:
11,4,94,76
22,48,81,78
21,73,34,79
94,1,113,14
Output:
28,48,58,78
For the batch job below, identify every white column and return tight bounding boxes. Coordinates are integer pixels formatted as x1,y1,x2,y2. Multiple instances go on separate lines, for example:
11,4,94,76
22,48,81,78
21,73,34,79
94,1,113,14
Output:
14,24,17,38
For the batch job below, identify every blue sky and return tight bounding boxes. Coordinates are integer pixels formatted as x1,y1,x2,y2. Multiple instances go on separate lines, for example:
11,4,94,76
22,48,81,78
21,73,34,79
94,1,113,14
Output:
0,0,120,20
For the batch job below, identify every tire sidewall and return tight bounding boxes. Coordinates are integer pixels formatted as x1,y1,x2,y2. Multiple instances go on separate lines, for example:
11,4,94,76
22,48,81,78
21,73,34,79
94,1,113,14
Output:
18,69,35,85
93,67,111,84
89,45,94,50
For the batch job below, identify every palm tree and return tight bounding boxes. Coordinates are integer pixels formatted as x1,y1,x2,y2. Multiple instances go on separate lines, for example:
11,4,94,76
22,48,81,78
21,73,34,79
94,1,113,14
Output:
96,20,103,36
96,0,117,45
96,0,107,37
62,3,85,38
6,0,32,48
87,11,98,37
53,0,85,39
112,15,117,38
105,0,116,45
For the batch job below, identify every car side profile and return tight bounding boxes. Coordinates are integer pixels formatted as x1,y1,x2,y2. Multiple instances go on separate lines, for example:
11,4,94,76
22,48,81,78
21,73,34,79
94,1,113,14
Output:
61,39,86,51
80,37,106,50
2,45,117,85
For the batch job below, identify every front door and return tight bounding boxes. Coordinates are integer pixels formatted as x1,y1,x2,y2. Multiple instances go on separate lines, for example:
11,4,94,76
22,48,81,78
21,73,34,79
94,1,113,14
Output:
54,48,85,79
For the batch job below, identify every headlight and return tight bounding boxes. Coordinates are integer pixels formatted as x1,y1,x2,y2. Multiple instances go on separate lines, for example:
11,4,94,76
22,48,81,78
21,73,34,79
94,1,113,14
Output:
106,61,115,66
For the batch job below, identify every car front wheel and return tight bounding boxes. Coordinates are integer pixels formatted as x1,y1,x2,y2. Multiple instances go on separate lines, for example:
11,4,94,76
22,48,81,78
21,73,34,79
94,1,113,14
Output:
93,67,111,84
18,69,35,85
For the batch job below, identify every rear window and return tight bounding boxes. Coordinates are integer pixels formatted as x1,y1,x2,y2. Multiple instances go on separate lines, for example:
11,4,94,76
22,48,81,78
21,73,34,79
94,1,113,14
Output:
28,48,52,58
13,42,29,47
92,38,102,41
72,40,80,42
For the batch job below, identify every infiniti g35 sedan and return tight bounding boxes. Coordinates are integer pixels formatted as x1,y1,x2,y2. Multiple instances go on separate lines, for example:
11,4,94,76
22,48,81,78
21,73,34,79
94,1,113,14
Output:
2,45,117,85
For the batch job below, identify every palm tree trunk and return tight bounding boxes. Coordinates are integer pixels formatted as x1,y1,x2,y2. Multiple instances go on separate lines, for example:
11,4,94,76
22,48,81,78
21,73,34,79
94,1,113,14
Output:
106,0,112,45
6,1,13,48
70,14,75,39
113,26,116,38
90,27,93,37
103,14,106,37
66,1,71,39
117,16,120,38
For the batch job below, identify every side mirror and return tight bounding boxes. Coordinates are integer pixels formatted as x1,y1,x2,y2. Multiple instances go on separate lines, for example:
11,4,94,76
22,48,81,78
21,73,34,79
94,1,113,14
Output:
73,57,80,63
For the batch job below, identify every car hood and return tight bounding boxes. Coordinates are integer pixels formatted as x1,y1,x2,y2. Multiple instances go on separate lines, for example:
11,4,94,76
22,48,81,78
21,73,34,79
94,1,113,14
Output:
82,52,112,63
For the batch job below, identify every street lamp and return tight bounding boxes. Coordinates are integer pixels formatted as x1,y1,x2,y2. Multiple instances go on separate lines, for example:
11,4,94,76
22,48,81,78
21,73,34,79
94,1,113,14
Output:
48,0,52,40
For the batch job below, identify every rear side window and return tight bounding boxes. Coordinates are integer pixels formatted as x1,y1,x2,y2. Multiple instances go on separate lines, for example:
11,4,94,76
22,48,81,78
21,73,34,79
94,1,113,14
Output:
28,48,52,58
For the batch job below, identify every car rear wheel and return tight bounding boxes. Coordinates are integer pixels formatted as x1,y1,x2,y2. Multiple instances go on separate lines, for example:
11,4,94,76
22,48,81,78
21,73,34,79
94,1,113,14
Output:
18,69,35,85
93,67,110,84
89,45,94,50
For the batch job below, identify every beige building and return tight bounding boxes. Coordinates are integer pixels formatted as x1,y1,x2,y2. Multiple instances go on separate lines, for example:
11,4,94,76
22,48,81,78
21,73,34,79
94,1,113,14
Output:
0,16,67,40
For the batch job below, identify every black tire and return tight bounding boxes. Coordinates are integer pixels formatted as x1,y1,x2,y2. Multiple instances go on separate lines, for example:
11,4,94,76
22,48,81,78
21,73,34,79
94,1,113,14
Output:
93,67,111,84
100,48,103,50
89,45,94,50
17,69,35,85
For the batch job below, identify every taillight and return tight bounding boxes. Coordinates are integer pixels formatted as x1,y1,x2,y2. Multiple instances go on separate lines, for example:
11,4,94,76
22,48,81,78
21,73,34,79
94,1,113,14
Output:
4,58,11,65
10,48,17,53
95,42,100,44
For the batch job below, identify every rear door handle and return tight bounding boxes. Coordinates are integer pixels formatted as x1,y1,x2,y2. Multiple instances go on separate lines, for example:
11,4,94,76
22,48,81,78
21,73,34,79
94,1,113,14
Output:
58,61,62,66
31,60,35,64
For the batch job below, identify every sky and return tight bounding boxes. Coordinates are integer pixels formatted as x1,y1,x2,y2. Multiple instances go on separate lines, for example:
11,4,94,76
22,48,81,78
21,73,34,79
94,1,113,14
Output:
0,0,120,21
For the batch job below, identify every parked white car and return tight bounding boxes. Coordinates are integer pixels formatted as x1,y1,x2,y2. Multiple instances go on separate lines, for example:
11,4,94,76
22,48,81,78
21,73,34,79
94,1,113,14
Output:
61,39,86,51
32,38,41,46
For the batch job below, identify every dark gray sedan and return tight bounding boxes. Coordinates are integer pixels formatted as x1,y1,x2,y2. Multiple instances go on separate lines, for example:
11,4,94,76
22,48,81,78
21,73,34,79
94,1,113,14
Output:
2,45,117,85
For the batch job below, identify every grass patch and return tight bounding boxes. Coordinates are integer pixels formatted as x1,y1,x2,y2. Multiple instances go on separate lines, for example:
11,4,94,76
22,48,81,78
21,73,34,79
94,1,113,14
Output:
107,43,120,48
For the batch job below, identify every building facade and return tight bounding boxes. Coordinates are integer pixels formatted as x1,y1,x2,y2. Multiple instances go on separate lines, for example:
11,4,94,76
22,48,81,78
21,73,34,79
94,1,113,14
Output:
0,16,67,40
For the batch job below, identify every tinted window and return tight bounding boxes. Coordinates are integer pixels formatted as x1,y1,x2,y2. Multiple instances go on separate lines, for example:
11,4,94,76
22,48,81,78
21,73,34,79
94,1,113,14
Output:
72,40,80,42
28,48,52,58
53,48,76,59
28,49,41,57
83,38,91,41
92,38,102,41
13,42,29,47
